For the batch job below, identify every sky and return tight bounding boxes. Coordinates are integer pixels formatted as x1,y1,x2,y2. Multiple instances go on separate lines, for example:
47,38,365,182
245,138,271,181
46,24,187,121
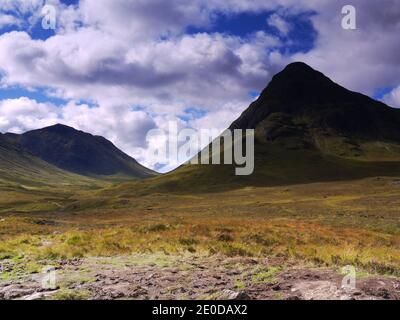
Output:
0,0,399,172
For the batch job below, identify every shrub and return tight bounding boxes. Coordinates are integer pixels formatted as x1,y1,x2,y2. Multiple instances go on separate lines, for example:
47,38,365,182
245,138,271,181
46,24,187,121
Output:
217,234,234,242
179,238,199,246
142,224,169,233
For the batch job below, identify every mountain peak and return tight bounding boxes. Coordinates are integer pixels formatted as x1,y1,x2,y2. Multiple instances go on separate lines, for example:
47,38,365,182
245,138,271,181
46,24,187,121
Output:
280,61,317,74
264,61,338,100
41,123,77,133
272,62,332,87
230,62,344,129
230,62,400,142
268,62,325,85
50,123,73,129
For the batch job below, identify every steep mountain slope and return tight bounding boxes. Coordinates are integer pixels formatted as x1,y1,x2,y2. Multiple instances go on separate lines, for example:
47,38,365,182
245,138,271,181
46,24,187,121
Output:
110,62,400,194
4,124,156,179
0,133,98,188
230,62,400,160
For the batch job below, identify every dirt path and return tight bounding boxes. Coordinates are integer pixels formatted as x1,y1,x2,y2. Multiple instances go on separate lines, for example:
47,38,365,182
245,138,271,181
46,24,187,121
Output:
0,255,399,300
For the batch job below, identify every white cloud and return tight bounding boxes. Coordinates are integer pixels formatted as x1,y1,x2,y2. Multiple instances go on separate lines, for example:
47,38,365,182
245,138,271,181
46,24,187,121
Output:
293,0,400,95
0,97,59,132
0,29,282,109
383,87,400,108
0,14,21,28
267,13,291,35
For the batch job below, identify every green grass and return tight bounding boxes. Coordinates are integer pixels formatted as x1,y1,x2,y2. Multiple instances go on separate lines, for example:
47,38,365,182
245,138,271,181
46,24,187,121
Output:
0,142,103,190
51,289,91,300
251,266,281,284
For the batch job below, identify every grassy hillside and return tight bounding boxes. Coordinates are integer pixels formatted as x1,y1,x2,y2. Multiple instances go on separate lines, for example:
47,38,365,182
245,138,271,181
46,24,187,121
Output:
0,138,98,187
102,139,400,196
0,135,109,214
4,124,157,179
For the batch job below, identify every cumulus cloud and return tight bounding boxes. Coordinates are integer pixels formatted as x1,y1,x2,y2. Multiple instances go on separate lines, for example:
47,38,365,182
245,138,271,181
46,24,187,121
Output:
0,14,21,28
267,13,291,35
293,0,400,95
0,97,59,132
0,29,283,111
383,87,400,108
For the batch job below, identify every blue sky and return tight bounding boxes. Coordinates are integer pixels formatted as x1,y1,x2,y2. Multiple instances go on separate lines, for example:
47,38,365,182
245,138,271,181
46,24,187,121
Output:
188,11,317,54
0,0,399,170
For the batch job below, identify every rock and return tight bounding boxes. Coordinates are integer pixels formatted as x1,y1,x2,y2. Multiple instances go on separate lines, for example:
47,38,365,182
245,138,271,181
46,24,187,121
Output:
160,276,176,282
23,292,46,300
291,281,341,300
130,286,148,298
23,291,58,300
41,241,53,247
286,295,301,300
3,288,35,300
220,289,250,300
376,288,390,299
272,283,292,291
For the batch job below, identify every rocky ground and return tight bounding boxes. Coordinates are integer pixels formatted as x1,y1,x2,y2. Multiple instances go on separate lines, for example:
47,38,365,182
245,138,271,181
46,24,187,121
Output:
0,254,399,300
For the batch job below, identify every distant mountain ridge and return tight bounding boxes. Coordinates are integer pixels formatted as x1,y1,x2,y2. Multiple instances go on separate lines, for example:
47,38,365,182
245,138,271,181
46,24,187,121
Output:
2,124,156,180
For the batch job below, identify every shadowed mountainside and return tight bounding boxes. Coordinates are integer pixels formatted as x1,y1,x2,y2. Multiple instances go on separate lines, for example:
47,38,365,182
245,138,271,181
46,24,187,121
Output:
0,133,100,188
2,124,156,180
230,62,400,156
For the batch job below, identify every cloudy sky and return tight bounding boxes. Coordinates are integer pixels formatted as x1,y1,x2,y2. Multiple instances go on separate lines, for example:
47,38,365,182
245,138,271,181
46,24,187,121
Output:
0,0,399,171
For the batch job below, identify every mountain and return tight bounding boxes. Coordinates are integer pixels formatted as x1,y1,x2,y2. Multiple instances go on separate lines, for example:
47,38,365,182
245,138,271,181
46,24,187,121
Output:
230,62,400,157
0,132,98,188
2,124,156,180
115,62,400,194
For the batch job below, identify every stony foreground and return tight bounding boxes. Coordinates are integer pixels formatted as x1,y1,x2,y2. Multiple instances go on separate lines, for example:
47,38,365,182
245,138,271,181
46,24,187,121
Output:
1,254,399,300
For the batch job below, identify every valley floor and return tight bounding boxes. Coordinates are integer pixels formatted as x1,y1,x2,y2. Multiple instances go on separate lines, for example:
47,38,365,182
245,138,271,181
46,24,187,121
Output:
0,177,399,300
